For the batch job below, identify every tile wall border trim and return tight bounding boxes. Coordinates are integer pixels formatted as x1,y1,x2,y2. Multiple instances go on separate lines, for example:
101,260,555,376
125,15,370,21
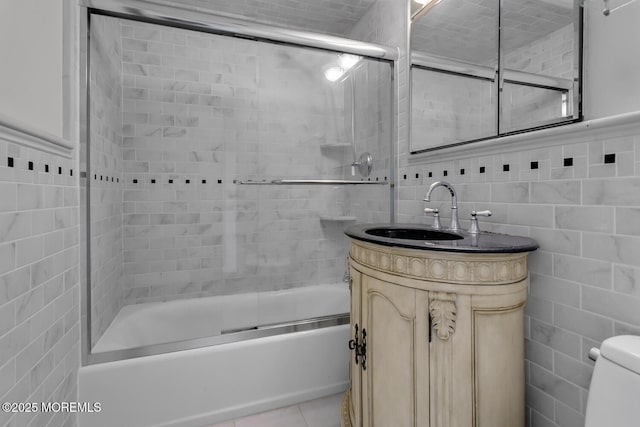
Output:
0,112,74,159
408,110,640,165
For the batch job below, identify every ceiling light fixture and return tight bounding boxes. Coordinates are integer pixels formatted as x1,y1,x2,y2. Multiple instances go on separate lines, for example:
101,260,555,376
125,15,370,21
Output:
338,54,361,71
324,66,344,82
324,54,362,82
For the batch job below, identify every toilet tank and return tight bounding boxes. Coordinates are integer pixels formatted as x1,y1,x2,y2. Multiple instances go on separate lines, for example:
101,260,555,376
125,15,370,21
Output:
585,335,640,427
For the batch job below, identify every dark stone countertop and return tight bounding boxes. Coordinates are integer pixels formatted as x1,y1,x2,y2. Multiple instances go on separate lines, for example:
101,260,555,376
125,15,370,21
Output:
344,223,539,254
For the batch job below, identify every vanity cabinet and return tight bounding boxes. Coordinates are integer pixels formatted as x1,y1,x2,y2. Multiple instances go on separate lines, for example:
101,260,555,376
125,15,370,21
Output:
341,239,531,427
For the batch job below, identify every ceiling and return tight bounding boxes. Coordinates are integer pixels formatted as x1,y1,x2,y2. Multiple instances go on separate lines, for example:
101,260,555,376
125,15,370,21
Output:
165,0,575,65
168,0,378,37
411,0,575,65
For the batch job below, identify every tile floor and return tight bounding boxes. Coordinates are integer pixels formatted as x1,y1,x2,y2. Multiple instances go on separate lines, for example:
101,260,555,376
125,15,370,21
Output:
206,393,342,427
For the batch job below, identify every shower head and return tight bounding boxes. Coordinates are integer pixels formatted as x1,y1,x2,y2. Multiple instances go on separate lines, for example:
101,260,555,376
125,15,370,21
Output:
323,54,362,82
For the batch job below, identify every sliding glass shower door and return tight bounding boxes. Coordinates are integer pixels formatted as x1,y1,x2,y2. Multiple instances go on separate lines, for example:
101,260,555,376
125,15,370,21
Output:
83,11,393,361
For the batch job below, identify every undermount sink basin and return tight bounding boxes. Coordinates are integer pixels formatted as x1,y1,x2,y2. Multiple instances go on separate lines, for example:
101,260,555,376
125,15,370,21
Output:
365,227,463,241
345,223,540,253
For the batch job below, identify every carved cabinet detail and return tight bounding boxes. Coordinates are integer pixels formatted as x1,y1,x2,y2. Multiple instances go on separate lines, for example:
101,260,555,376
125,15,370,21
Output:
342,240,530,427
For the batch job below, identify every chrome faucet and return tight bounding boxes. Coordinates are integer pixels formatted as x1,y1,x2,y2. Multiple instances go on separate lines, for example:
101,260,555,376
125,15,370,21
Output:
424,181,460,231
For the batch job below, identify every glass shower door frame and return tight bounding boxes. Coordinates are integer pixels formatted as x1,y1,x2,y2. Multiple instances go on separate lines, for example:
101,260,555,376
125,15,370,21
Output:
79,1,397,366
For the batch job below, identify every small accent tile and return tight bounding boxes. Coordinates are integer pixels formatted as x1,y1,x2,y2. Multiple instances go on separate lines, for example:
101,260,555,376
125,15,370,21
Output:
503,164,510,172
531,161,539,170
564,157,573,167
604,153,616,164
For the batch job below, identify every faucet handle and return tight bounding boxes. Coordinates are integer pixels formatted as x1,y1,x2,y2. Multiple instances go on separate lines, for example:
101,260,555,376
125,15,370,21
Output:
424,208,441,229
468,210,492,234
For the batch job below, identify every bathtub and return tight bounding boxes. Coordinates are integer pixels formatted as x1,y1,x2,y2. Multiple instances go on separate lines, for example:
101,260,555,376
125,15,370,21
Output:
78,284,350,427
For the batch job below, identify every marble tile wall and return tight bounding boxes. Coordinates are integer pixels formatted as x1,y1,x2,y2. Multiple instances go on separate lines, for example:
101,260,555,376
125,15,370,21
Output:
344,59,394,224
0,142,80,427
411,69,497,147
504,24,575,80
346,0,406,223
112,18,393,305
87,16,124,346
411,23,574,150
502,24,576,133
166,0,377,39
398,124,640,427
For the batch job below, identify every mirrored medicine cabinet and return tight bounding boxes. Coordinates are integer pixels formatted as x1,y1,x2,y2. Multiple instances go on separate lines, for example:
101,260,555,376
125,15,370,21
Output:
410,0,583,153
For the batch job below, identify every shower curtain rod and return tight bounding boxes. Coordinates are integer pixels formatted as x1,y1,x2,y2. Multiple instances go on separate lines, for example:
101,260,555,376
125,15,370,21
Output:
238,179,389,185
83,0,398,61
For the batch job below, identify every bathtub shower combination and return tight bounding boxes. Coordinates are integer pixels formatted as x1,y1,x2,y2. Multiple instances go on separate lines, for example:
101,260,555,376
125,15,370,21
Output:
78,1,395,425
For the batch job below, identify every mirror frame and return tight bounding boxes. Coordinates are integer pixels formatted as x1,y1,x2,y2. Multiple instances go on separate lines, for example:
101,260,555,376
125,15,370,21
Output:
409,0,584,154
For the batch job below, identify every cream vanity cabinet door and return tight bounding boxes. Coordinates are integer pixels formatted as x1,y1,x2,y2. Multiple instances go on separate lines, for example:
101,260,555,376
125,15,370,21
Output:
348,265,430,427
361,274,430,427
469,290,526,426
347,267,363,427
344,238,530,427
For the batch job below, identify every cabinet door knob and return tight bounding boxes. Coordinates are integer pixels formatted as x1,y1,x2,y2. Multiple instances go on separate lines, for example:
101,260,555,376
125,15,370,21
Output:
348,324,366,370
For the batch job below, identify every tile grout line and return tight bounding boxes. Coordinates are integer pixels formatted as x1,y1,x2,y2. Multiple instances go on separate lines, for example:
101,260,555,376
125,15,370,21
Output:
297,404,310,427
